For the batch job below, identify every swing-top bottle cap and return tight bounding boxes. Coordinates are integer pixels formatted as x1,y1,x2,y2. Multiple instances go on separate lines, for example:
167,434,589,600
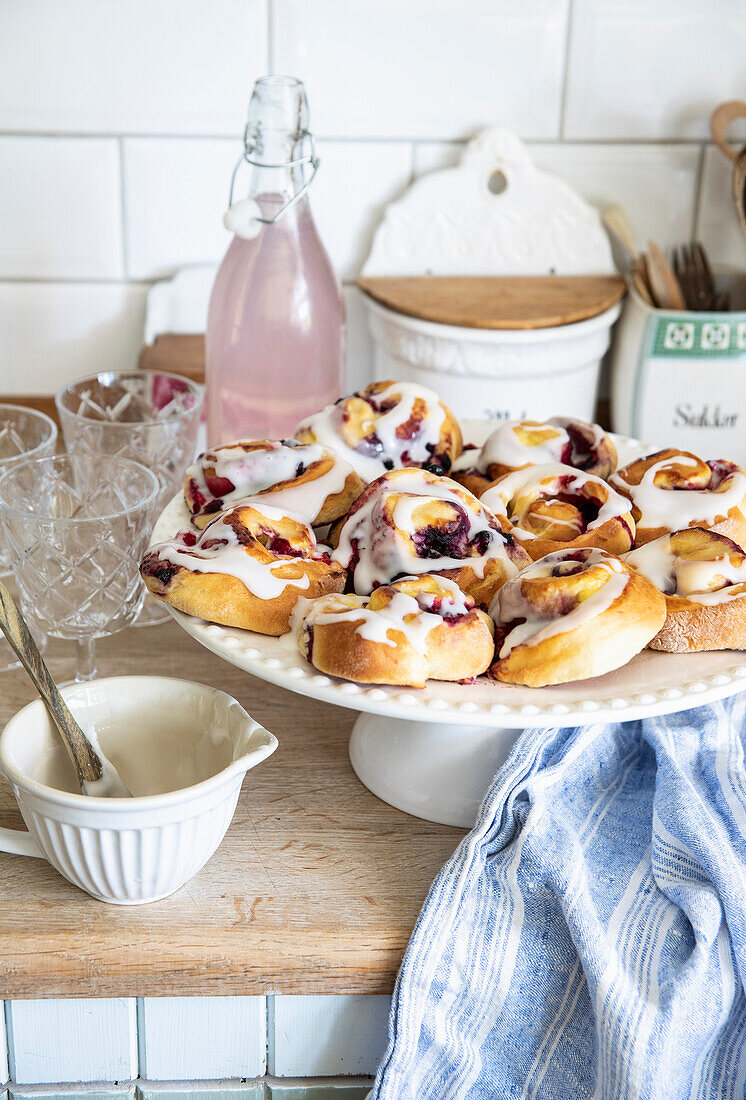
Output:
246,75,309,148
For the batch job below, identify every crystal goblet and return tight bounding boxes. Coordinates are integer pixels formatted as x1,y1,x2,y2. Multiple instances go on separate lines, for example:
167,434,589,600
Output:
0,404,58,670
0,454,159,682
55,370,204,626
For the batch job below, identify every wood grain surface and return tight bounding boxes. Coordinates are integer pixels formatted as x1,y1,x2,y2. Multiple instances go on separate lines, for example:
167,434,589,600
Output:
357,275,626,329
0,618,463,999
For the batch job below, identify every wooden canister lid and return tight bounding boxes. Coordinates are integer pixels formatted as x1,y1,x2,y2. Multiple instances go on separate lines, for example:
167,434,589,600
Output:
357,275,626,331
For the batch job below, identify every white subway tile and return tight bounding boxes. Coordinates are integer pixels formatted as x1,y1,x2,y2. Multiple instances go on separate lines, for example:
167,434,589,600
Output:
529,144,699,250
413,143,465,177
312,142,412,280
0,1004,7,1083
0,0,266,135
414,142,698,251
270,995,390,1077
0,282,147,394
123,139,236,280
7,999,137,1084
696,145,746,270
0,137,123,280
140,996,266,1080
344,285,375,393
274,0,569,140
565,0,746,140
123,139,409,283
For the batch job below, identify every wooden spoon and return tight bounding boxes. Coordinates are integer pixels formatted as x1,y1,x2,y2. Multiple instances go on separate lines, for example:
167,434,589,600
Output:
602,204,640,274
0,579,130,796
710,100,746,241
645,241,687,310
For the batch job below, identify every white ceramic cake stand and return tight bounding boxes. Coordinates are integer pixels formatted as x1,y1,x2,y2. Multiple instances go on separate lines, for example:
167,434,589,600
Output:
150,428,746,827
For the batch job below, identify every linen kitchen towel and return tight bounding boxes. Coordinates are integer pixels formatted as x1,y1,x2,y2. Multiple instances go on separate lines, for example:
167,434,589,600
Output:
372,694,746,1100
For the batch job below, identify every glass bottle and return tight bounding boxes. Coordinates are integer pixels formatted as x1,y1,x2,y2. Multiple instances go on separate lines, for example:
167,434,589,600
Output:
206,75,345,445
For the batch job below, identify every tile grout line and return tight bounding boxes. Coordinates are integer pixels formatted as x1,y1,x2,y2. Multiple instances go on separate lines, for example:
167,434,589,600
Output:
117,136,130,280
265,995,275,1078
3,1002,12,1086
558,0,575,141
0,130,729,146
266,0,275,74
135,998,146,1080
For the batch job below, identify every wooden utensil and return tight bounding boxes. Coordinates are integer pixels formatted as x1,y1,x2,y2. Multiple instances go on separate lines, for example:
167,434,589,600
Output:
710,100,746,241
602,204,640,274
0,579,129,795
644,241,687,310
672,241,719,311
356,275,626,330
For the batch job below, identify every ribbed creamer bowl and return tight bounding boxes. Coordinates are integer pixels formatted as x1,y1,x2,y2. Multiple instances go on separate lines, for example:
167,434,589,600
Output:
0,676,278,904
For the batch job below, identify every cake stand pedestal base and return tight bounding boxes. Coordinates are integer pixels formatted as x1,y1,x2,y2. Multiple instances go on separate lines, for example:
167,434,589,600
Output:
349,713,524,827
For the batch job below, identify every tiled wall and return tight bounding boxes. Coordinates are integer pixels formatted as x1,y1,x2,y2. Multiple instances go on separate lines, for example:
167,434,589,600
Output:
0,995,388,1088
0,0,745,395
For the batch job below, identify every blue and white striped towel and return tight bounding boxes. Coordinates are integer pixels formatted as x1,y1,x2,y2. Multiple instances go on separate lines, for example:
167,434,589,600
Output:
372,694,746,1100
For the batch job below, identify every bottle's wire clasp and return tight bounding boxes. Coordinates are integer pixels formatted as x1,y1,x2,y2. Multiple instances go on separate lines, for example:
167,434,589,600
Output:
227,128,319,227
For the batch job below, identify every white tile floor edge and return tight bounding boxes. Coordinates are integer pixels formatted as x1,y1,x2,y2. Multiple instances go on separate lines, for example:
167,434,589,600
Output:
1,997,390,1086
4,1081,374,1096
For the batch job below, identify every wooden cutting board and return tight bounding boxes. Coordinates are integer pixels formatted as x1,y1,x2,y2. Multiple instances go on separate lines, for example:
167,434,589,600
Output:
357,275,626,330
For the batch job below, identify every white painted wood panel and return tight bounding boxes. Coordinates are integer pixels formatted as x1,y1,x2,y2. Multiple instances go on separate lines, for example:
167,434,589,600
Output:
139,996,266,1080
270,995,390,1078
7,999,137,1084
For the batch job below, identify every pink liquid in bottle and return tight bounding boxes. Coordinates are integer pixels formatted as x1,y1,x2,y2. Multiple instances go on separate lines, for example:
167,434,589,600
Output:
206,77,345,444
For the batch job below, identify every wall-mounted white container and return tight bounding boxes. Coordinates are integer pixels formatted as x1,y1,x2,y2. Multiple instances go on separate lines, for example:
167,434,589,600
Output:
366,294,621,422
361,128,620,422
611,279,746,465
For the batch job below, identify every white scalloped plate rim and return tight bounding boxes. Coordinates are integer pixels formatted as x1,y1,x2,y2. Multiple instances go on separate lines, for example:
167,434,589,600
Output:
151,424,746,729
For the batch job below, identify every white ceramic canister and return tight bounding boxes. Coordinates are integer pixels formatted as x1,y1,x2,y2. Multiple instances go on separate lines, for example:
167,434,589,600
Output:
365,295,621,423
611,282,746,465
361,128,620,423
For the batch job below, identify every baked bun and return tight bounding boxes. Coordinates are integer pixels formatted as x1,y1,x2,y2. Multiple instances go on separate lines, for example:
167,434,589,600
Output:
489,547,666,687
611,449,746,546
624,527,746,652
140,503,345,635
184,439,363,529
330,467,531,607
455,416,616,497
297,574,494,688
481,463,635,560
295,380,462,482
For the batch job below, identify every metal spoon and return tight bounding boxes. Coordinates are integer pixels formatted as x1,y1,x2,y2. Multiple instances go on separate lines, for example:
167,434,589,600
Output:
0,579,130,796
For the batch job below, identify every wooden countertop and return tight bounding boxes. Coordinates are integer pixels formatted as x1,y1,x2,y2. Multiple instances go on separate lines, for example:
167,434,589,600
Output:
0,620,463,998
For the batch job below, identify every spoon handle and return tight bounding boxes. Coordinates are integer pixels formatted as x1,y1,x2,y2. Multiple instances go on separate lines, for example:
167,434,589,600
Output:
0,579,101,785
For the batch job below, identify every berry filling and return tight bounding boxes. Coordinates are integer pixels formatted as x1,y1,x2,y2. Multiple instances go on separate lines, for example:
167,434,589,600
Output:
561,422,598,470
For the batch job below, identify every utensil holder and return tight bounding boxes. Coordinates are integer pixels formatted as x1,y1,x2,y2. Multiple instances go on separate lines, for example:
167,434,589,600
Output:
611,275,746,464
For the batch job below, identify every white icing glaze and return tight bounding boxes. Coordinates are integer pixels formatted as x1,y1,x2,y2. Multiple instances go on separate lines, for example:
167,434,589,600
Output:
295,381,448,482
332,470,518,594
150,504,314,600
624,534,746,606
492,549,629,657
186,440,353,524
481,463,630,540
476,417,609,475
301,576,474,656
611,455,746,530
